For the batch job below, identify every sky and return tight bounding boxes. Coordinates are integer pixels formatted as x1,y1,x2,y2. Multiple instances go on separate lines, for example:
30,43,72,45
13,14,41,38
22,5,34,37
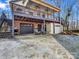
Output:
0,0,79,21
0,0,12,19
45,0,78,21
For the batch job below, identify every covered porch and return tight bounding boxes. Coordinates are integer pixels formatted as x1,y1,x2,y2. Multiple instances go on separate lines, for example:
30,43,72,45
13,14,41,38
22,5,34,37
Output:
14,15,60,35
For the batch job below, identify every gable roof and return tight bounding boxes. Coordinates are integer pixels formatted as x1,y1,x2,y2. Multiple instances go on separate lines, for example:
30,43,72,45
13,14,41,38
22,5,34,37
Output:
10,0,29,7
10,0,60,12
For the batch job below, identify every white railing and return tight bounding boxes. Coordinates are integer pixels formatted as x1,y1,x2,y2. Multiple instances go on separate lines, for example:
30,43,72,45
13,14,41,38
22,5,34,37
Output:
14,9,60,22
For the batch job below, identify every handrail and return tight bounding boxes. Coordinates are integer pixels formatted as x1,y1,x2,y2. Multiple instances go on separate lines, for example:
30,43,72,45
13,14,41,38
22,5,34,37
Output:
14,11,60,22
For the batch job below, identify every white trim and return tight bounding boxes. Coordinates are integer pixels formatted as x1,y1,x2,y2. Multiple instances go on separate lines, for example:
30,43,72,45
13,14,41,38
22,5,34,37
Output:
13,0,29,7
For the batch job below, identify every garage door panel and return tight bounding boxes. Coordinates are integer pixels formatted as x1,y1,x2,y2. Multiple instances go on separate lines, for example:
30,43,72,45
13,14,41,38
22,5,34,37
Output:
55,27,61,34
55,24,61,34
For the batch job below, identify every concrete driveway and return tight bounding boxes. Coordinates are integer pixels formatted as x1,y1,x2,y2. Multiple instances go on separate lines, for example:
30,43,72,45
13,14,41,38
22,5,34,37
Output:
0,34,74,59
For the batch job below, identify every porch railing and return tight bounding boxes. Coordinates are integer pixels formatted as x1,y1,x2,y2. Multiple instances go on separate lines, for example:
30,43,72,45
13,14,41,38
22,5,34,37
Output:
14,11,60,22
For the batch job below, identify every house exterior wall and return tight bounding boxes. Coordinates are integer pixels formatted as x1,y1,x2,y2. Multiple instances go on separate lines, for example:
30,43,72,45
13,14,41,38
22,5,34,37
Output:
46,23,63,34
46,23,54,34
14,20,63,34
14,20,43,34
10,0,63,35
13,2,54,20
54,23,63,34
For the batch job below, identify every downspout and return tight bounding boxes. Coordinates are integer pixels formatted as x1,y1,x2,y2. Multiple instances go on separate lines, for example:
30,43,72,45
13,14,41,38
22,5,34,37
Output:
43,18,46,34
53,11,55,34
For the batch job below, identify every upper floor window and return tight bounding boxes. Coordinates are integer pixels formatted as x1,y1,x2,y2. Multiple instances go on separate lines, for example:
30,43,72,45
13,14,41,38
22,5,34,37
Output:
35,5,40,10
42,14,45,18
45,9,49,12
16,8,22,11
37,12,40,16
29,12,33,16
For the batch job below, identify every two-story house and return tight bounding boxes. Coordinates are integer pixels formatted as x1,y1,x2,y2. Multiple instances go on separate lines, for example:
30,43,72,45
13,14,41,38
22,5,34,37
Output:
10,0,63,34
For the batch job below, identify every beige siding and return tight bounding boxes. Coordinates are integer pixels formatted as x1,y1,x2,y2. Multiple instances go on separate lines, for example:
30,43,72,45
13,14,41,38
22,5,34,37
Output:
46,23,54,34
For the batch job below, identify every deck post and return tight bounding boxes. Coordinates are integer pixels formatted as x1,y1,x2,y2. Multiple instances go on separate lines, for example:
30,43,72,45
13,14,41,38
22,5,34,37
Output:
53,11,55,34
43,19,46,34
11,3,14,37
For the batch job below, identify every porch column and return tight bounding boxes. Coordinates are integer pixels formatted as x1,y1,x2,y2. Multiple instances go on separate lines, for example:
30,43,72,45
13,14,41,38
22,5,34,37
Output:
34,24,38,33
11,3,15,37
53,11,55,34
41,24,43,33
41,22,46,33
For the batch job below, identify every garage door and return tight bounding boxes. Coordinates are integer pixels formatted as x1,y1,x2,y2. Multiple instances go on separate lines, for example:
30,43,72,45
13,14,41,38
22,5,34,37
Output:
20,23,33,34
55,24,61,34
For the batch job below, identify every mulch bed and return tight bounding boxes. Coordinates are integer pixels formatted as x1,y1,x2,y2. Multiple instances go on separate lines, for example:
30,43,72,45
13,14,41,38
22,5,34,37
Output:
60,31,78,36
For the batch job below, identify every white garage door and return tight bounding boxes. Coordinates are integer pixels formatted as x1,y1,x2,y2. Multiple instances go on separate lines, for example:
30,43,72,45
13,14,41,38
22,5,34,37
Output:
55,24,61,34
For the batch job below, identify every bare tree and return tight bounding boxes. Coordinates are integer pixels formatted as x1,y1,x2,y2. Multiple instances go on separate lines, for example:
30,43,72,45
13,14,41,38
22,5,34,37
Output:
56,0,61,22
63,0,77,31
76,2,79,30
0,12,7,31
76,7,78,30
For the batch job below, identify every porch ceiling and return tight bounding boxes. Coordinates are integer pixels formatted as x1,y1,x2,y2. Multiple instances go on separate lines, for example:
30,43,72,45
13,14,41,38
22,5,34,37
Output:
14,15,60,24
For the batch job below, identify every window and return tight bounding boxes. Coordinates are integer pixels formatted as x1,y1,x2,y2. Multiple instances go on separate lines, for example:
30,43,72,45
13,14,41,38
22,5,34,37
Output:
16,8,22,11
38,24,41,31
35,5,40,10
14,29,18,32
45,9,49,13
37,13,40,16
29,12,33,16
42,14,45,18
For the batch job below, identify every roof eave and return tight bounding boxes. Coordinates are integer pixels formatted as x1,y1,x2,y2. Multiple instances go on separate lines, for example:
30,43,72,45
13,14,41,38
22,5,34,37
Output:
31,0,60,12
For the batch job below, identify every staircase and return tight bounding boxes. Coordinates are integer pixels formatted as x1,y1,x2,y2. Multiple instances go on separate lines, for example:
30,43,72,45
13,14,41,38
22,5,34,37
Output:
0,32,12,38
